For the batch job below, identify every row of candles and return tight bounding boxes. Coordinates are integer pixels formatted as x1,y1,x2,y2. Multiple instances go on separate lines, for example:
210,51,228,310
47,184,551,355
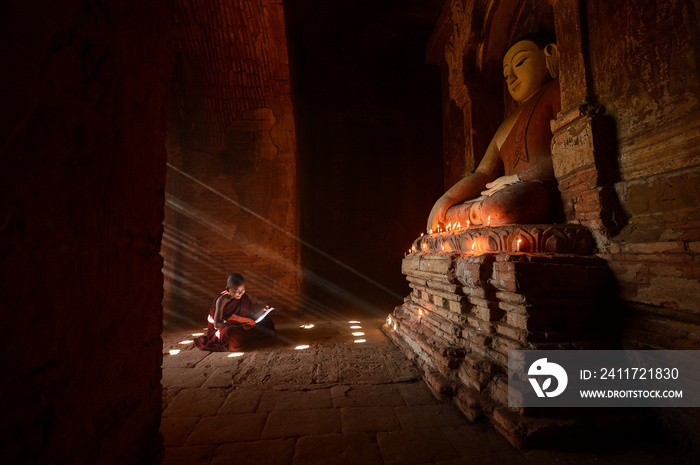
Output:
405,214,525,256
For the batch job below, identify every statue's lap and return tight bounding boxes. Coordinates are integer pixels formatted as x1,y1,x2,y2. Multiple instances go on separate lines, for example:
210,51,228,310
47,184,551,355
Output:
445,180,560,226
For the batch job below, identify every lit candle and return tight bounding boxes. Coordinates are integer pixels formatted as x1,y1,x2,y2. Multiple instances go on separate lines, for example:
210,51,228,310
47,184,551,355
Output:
471,241,476,253
516,238,522,252
467,220,470,229
487,215,491,227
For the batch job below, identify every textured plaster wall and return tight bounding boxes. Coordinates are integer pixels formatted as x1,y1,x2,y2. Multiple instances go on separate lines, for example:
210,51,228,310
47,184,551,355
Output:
1,1,171,463
587,0,700,349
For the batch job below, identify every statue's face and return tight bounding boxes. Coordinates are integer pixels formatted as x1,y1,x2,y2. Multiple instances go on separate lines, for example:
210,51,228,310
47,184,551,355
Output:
503,40,551,103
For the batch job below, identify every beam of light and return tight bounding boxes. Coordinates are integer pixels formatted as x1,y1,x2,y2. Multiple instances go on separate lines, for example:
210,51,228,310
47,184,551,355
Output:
164,202,368,317
352,332,365,337
167,163,402,299
164,193,397,321
192,332,204,336
295,345,310,350
228,352,244,357
354,339,366,344
350,325,362,329
169,349,180,355
179,340,194,344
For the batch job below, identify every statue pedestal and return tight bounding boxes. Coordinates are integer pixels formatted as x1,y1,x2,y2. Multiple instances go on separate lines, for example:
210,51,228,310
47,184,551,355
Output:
384,224,618,448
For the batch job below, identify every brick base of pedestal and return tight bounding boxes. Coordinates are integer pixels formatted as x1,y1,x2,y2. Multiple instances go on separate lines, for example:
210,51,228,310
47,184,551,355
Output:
383,243,620,448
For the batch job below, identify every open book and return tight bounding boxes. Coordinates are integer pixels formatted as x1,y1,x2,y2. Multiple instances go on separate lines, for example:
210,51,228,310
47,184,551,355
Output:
255,307,274,323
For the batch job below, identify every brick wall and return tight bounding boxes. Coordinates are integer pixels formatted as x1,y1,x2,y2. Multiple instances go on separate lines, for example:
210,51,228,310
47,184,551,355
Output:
1,1,172,463
163,0,301,328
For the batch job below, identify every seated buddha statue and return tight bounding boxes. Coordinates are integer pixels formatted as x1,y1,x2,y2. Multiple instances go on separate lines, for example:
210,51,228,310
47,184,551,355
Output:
427,33,562,231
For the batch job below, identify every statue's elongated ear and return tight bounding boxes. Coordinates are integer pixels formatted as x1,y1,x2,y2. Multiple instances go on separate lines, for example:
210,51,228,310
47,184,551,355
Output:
544,43,559,79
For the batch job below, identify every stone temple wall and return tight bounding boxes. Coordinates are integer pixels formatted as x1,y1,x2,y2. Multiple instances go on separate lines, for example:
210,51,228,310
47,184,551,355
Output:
384,225,614,446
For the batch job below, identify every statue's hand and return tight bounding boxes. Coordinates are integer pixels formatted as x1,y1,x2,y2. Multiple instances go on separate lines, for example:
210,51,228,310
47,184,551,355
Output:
481,174,520,197
427,195,455,232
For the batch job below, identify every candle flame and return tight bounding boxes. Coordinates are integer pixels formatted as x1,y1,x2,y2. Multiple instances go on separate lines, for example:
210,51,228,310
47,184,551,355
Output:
446,222,452,231
429,229,433,235
456,222,461,229
467,220,470,228
472,241,476,251
487,215,491,226
420,232,424,236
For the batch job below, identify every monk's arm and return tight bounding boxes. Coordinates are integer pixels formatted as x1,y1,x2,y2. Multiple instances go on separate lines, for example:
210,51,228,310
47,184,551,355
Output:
213,296,228,329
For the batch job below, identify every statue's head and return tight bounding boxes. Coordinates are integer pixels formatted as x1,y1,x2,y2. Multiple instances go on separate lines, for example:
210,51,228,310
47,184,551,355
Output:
503,33,558,103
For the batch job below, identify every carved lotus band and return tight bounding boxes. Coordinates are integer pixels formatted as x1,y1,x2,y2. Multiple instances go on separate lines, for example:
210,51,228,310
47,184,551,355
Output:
412,224,595,255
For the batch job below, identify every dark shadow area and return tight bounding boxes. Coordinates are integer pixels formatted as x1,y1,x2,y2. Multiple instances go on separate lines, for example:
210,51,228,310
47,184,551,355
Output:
284,0,446,314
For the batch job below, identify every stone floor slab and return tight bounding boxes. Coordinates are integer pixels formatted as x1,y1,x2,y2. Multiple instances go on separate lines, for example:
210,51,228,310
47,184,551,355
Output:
340,406,401,433
163,347,211,368
331,384,406,408
163,445,216,465
261,409,341,439
212,438,296,465
201,367,237,388
439,424,517,456
377,428,461,465
396,381,442,406
163,388,228,417
257,388,332,412
218,388,264,415
187,413,268,445
160,416,200,447
162,366,213,388
292,433,383,465
394,404,470,430
161,316,692,465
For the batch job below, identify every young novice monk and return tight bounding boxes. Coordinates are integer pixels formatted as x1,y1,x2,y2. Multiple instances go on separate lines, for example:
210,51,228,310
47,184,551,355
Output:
195,273,275,351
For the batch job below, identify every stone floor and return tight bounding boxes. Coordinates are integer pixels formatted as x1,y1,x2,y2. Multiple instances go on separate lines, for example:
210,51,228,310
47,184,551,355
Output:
161,311,696,465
